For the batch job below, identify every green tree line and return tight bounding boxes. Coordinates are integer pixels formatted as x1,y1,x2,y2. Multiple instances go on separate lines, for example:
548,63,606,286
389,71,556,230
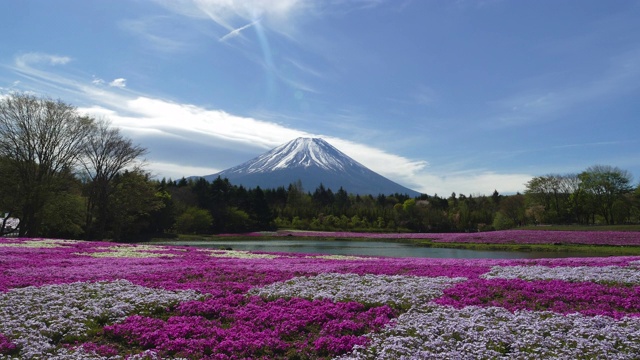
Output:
162,164,640,235
2,93,639,240
0,93,159,240
523,166,638,226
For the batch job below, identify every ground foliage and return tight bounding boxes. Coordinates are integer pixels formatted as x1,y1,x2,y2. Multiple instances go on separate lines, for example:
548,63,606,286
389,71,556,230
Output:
1,236,639,359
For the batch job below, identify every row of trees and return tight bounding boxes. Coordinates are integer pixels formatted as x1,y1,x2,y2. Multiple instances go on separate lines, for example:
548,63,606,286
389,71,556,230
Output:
1,93,639,240
162,165,640,234
0,93,156,239
523,166,637,226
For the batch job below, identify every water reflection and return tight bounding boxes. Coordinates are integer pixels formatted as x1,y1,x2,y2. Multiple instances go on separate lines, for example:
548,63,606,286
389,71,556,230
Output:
153,240,595,259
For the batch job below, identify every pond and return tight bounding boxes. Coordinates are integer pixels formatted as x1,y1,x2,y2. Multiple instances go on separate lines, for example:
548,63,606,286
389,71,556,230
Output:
152,239,598,259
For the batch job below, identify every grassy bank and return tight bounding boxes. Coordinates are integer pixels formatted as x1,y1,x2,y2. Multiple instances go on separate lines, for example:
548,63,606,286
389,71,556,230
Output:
326,237,640,256
519,224,640,231
403,239,640,256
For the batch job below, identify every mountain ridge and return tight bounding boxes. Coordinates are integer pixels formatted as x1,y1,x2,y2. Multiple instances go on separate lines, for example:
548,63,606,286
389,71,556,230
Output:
199,138,421,197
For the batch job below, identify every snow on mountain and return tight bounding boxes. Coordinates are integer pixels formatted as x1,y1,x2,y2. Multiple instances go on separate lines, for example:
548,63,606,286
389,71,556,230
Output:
200,138,421,196
226,138,361,174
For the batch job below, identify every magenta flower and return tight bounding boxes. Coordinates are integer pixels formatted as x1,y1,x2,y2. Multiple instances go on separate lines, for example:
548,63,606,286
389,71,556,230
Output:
2,237,640,358
0,333,17,355
435,278,640,319
104,296,395,358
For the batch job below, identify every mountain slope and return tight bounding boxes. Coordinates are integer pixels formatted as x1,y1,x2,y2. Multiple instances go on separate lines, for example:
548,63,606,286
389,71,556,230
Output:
200,138,421,196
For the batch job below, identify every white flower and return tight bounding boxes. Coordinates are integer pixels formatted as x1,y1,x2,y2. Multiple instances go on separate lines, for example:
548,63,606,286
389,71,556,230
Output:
0,280,202,358
336,304,640,359
482,265,640,284
250,273,465,309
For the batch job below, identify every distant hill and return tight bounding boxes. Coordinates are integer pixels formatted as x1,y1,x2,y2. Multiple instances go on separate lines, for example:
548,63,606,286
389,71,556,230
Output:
198,137,421,197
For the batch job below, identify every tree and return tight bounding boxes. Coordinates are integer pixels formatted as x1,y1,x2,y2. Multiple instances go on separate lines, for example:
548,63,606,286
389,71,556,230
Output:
0,93,93,236
225,207,251,232
334,187,350,212
499,194,525,227
491,190,501,206
176,207,213,234
80,118,147,239
492,211,515,230
207,177,233,232
40,188,85,238
147,189,177,235
312,184,334,209
631,184,640,223
524,174,581,224
0,156,21,235
108,170,164,240
284,180,312,219
578,165,634,224
249,187,274,230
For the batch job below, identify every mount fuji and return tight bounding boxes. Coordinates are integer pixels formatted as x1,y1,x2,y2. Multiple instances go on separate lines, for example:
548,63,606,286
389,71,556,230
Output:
199,138,421,197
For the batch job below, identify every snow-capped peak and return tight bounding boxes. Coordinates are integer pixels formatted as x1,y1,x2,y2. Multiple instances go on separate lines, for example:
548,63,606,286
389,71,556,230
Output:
203,137,421,196
224,137,364,175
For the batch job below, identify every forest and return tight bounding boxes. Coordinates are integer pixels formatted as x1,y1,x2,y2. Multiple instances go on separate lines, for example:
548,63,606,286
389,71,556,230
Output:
1,93,639,241
162,167,640,236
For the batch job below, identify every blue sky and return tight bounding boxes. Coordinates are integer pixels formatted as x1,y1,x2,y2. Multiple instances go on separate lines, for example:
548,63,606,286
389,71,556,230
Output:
1,0,639,196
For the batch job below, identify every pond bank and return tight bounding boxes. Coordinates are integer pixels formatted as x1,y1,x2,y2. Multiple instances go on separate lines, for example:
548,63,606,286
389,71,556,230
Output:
150,238,640,258
156,229,640,256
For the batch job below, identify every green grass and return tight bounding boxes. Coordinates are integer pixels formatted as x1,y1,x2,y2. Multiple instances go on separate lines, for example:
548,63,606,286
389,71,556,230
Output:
518,224,640,232
407,240,640,256
337,237,640,256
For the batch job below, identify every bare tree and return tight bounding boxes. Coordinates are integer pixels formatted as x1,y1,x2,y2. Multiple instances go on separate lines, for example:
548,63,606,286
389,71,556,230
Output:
80,119,147,239
525,174,577,224
0,93,93,236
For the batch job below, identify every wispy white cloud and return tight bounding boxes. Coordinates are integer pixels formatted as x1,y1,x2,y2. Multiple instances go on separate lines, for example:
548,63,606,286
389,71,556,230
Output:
5,49,530,195
10,53,145,116
5,52,424,192
158,0,306,36
490,48,640,128
150,1,324,96
0,81,23,95
325,136,428,182
92,77,127,89
284,57,323,78
119,16,193,53
15,53,72,67
118,96,306,146
552,140,633,150
145,161,221,180
418,170,531,196
91,77,105,86
78,96,435,190
219,21,258,42
109,78,127,88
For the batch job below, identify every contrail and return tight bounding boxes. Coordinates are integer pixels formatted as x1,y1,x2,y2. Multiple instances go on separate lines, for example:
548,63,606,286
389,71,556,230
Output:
219,21,258,42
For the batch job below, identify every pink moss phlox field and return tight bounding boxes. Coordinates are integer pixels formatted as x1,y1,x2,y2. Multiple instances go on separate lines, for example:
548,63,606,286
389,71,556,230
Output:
104,297,394,359
2,237,640,359
435,278,640,319
266,229,640,246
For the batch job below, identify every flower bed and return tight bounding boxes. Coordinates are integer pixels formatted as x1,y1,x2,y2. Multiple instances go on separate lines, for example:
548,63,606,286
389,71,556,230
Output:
1,237,639,359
